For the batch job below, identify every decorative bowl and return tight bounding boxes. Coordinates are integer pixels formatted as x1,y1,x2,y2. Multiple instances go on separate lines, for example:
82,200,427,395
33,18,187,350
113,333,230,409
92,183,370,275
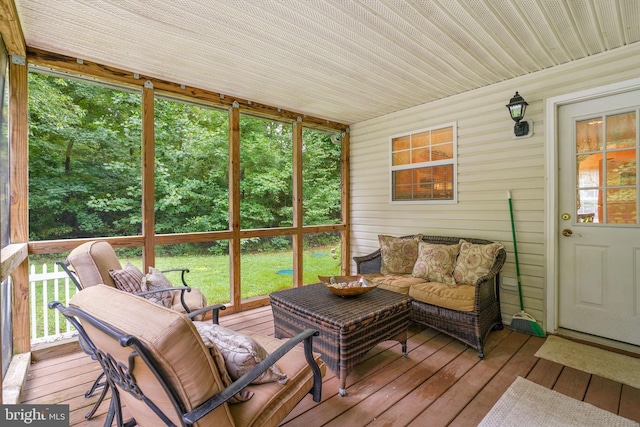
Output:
318,275,377,297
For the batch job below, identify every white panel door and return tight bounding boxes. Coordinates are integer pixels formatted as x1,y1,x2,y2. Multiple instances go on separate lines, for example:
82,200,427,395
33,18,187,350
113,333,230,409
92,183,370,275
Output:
558,90,640,346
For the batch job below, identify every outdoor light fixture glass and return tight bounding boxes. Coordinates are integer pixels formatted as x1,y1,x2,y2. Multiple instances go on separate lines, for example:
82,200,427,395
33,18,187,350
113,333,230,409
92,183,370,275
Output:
506,91,530,137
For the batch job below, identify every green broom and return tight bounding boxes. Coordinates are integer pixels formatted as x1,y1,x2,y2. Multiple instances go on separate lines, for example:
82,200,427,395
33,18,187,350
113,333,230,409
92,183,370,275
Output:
508,190,546,337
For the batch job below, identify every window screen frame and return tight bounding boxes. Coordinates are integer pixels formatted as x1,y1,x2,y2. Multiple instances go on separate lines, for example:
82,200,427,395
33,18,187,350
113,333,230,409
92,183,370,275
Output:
389,122,458,204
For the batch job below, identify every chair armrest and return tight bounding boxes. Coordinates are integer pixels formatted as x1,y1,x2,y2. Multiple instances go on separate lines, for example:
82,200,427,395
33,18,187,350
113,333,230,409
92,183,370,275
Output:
157,269,206,315
187,304,227,324
473,248,507,309
135,286,190,298
136,285,196,313
56,260,83,291
160,268,190,287
473,248,507,287
138,285,222,322
183,329,323,425
353,249,382,274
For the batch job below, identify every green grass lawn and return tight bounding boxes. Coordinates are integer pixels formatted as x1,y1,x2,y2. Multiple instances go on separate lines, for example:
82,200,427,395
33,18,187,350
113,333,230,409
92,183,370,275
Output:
31,247,341,339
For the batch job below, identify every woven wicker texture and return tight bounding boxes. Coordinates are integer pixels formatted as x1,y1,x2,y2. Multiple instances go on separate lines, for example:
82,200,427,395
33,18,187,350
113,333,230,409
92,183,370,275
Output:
354,235,505,358
270,284,411,389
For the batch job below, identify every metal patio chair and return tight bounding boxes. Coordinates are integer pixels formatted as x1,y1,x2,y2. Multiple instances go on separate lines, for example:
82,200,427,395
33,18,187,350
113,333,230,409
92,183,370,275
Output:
56,240,221,420
50,285,324,427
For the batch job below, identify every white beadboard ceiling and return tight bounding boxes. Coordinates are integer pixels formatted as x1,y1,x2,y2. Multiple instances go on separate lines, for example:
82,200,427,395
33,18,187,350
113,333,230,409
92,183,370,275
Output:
14,0,640,124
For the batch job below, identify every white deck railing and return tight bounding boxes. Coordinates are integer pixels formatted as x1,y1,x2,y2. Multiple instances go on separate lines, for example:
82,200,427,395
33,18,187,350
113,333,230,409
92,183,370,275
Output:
29,263,79,343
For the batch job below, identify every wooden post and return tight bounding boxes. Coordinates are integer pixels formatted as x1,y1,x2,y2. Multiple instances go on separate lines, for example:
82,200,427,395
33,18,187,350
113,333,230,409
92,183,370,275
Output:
9,55,30,354
341,130,351,275
142,83,155,269
229,103,241,308
292,119,303,286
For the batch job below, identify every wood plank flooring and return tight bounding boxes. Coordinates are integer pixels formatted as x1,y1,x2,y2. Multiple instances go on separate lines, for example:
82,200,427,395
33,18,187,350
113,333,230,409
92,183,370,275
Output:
21,305,640,426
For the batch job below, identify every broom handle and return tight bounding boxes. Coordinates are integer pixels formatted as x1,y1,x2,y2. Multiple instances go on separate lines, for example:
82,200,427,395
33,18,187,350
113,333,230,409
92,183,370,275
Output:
508,190,525,311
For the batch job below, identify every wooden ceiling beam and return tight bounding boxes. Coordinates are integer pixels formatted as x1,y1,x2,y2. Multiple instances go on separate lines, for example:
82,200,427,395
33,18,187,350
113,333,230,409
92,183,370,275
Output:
0,0,26,56
27,47,348,133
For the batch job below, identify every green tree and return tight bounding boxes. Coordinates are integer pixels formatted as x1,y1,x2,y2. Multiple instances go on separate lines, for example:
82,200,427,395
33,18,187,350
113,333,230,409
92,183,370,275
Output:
154,98,229,236
28,72,342,252
28,72,142,240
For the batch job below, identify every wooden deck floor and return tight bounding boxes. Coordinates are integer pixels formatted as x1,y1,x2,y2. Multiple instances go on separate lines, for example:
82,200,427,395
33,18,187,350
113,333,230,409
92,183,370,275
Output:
22,305,640,426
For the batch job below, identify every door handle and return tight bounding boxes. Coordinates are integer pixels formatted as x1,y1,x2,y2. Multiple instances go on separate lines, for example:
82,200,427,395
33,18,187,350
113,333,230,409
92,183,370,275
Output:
562,229,573,237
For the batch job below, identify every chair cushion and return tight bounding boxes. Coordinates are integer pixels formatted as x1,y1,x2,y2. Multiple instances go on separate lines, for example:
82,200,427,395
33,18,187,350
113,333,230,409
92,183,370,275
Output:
453,239,504,285
229,331,326,427
411,242,459,285
70,285,235,427
66,240,122,288
409,282,476,312
378,234,422,275
364,273,427,295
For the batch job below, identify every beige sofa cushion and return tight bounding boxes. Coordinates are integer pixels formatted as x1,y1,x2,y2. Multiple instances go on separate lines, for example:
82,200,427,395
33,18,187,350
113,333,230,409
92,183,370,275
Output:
453,239,504,285
364,273,427,295
378,234,422,275
411,242,459,285
409,282,476,312
70,285,235,427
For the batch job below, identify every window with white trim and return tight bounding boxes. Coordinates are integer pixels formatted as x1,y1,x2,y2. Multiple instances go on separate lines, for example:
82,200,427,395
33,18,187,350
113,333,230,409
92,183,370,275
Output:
390,123,457,202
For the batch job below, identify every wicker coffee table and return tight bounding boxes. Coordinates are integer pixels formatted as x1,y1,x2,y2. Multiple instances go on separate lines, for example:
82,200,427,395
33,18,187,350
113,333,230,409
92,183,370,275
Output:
270,283,412,396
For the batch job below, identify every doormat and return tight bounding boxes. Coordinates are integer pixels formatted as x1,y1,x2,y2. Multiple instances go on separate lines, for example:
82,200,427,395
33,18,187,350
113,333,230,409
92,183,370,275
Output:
535,335,640,389
479,376,639,427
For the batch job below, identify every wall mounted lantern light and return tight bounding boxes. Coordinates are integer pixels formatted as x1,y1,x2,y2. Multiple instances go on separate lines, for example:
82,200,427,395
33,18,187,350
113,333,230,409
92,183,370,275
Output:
506,92,531,138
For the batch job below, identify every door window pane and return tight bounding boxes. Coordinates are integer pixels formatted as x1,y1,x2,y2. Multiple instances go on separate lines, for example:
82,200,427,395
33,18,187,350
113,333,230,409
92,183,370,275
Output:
606,189,636,224
575,112,638,225
576,118,602,153
606,112,636,149
607,150,636,186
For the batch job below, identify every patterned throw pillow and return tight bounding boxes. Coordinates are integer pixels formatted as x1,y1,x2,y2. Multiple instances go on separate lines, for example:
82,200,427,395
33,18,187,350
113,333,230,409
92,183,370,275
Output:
109,263,146,294
142,267,174,308
411,242,459,285
453,240,504,285
192,321,254,403
379,234,423,275
194,322,288,385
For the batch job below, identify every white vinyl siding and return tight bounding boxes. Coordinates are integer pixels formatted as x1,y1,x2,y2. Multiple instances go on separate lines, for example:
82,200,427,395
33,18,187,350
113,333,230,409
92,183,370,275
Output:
349,42,640,329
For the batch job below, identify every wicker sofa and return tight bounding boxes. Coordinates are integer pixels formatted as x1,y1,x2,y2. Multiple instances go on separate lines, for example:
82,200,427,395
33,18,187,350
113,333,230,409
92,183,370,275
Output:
354,235,506,359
